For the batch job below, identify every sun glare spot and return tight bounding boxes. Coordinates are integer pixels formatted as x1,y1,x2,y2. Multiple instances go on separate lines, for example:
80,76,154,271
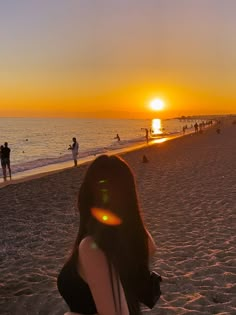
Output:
91,207,122,226
150,98,165,111
102,215,108,221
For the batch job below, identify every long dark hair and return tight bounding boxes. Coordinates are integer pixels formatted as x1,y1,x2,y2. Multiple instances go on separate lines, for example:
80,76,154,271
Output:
71,155,150,314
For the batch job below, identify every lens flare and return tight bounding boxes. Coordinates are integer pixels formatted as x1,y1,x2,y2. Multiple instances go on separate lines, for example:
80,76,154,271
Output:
91,207,122,226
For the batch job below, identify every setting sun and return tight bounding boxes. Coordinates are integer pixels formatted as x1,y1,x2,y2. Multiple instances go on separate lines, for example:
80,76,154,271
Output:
150,99,165,111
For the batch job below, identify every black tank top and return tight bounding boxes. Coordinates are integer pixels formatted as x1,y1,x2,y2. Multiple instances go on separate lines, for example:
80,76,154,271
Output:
57,259,97,314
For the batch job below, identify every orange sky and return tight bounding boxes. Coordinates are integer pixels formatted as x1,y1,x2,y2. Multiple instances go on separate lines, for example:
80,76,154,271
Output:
0,1,235,118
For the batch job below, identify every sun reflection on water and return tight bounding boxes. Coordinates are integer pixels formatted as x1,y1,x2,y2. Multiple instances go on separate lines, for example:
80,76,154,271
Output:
151,119,164,136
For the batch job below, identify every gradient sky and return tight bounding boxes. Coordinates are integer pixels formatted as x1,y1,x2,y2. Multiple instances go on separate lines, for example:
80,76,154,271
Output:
0,0,235,118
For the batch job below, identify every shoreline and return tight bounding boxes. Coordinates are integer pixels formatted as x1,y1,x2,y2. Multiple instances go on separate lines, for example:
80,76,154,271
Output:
0,115,219,188
0,129,194,188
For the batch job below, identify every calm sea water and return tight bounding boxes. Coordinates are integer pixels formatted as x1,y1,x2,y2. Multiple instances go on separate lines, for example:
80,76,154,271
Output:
0,117,200,177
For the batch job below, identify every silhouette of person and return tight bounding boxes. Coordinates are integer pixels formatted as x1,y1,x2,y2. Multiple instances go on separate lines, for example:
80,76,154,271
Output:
145,128,149,143
194,122,199,133
114,134,120,142
0,145,3,177
68,137,79,167
1,142,11,180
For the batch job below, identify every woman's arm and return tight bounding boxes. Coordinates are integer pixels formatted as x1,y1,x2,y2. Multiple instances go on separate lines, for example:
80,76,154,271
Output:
78,236,129,315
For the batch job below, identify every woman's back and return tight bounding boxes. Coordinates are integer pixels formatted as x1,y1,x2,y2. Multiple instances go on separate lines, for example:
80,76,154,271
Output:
57,155,154,315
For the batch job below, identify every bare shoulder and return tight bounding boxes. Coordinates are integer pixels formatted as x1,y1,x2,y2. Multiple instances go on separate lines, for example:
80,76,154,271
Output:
79,236,106,265
78,236,129,314
79,235,97,251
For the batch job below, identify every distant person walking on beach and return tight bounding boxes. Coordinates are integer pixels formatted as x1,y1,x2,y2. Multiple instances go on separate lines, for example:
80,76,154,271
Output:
141,128,149,143
194,122,199,133
0,145,3,174
145,128,149,143
1,142,11,180
68,137,79,167
114,134,120,142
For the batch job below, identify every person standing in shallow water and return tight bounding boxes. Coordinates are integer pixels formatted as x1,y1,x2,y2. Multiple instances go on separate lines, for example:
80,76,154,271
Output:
145,128,149,143
57,155,157,315
114,133,120,142
68,137,79,167
141,128,149,143
1,142,11,180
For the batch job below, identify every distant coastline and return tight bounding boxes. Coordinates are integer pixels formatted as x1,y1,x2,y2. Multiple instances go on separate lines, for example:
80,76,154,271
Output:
0,112,235,120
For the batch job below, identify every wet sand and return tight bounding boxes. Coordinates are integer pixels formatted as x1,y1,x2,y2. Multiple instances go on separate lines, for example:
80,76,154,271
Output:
0,118,235,315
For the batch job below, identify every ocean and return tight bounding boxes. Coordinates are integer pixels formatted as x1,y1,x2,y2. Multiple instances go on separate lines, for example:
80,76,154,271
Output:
0,117,202,180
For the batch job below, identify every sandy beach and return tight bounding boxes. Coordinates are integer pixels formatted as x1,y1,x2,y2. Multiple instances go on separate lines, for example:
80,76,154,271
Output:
0,117,235,315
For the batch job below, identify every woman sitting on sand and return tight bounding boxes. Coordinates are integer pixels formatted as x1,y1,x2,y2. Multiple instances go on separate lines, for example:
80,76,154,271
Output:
57,155,157,315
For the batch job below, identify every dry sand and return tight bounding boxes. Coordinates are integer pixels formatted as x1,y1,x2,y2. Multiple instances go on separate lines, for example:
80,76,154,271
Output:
0,117,235,315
